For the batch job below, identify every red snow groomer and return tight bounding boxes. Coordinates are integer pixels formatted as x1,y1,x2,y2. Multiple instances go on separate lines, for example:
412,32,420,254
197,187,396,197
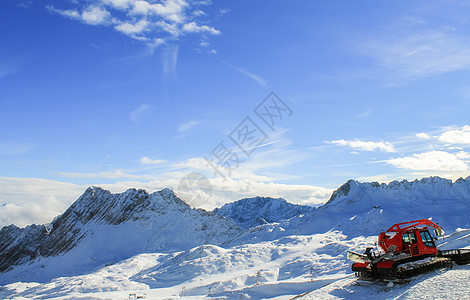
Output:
347,219,470,280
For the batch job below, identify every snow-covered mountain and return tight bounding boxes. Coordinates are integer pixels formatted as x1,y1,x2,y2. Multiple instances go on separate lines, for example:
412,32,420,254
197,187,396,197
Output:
212,196,314,230
231,176,470,244
316,176,470,235
2,176,470,299
0,187,241,284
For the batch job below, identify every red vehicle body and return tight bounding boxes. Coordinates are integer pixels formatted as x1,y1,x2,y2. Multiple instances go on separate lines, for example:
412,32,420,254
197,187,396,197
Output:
378,219,442,256
349,219,452,279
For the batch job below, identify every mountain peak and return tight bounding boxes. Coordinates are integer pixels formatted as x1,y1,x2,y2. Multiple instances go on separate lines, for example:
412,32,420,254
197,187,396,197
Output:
213,196,314,230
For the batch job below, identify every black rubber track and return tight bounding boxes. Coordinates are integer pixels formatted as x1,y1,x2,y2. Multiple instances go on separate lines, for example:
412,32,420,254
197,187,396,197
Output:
355,257,453,281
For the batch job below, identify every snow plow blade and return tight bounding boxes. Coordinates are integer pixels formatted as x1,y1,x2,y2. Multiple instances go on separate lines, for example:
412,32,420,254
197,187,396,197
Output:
439,249,470,265
347,251,370,263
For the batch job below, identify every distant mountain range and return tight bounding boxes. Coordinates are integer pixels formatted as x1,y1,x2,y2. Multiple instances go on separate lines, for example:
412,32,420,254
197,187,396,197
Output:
1,176,470,284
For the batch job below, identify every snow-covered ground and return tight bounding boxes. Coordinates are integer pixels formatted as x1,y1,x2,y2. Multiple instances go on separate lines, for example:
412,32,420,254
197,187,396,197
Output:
2,229,469,299
299,263,470,300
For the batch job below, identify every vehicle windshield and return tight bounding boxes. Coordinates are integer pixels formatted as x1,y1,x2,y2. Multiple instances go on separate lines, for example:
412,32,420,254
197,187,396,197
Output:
402,232,417,244
420,231,435,247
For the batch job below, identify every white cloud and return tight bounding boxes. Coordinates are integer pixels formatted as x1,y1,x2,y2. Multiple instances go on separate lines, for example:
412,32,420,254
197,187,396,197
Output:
182,21,220,35
130,0,188,22
129,104,150,122
48,0,220,47
438,125,470,145
101,0,133,10
172,157,206,169
178,120,199,133
200,177,332,207
416,132,432,140
140,157,167,165
0,178,85,228
48,5,111,25
50,7,80,19
386,150,469,172
81,6,111,25
0,173,333,228
148,38,165,52
327,139,396,153
219,9,230,16
115,19,150,36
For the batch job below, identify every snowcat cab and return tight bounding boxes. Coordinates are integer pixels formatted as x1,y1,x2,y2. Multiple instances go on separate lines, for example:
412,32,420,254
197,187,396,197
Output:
377,219,442,258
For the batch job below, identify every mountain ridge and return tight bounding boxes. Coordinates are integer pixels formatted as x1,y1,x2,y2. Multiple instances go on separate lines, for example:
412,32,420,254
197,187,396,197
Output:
0,187,241,282
2,175,470,284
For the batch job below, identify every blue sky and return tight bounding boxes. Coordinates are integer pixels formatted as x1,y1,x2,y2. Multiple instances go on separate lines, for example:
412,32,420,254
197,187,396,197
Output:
2,0,470,226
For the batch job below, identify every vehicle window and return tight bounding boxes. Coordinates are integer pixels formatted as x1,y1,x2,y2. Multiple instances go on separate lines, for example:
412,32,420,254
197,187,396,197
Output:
402,233,410,243
410,232,417,243
420,231,435,247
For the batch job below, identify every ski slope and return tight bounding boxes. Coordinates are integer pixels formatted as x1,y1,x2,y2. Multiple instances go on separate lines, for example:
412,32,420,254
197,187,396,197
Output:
2,229,469,299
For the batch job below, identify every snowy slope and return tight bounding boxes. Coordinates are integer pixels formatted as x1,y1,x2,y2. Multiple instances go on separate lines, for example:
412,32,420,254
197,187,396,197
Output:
0,230,373,299
2,228,469,299
213,196,314,230
299,229,470,300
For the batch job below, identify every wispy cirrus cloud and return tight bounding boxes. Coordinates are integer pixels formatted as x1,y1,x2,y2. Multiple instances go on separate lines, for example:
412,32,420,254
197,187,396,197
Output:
220,60,268,87
357,3,470,83
56,169,158,180
129,104,150,122
362,30,470,81
162,44,179,81
178,120,199,133
0,142,31,155
47,0,221,48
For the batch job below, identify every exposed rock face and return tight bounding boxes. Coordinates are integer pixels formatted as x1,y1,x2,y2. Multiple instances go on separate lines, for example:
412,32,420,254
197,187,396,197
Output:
0,187,241,274
213,196,314,230
326,176,470,207
0,224,44,272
